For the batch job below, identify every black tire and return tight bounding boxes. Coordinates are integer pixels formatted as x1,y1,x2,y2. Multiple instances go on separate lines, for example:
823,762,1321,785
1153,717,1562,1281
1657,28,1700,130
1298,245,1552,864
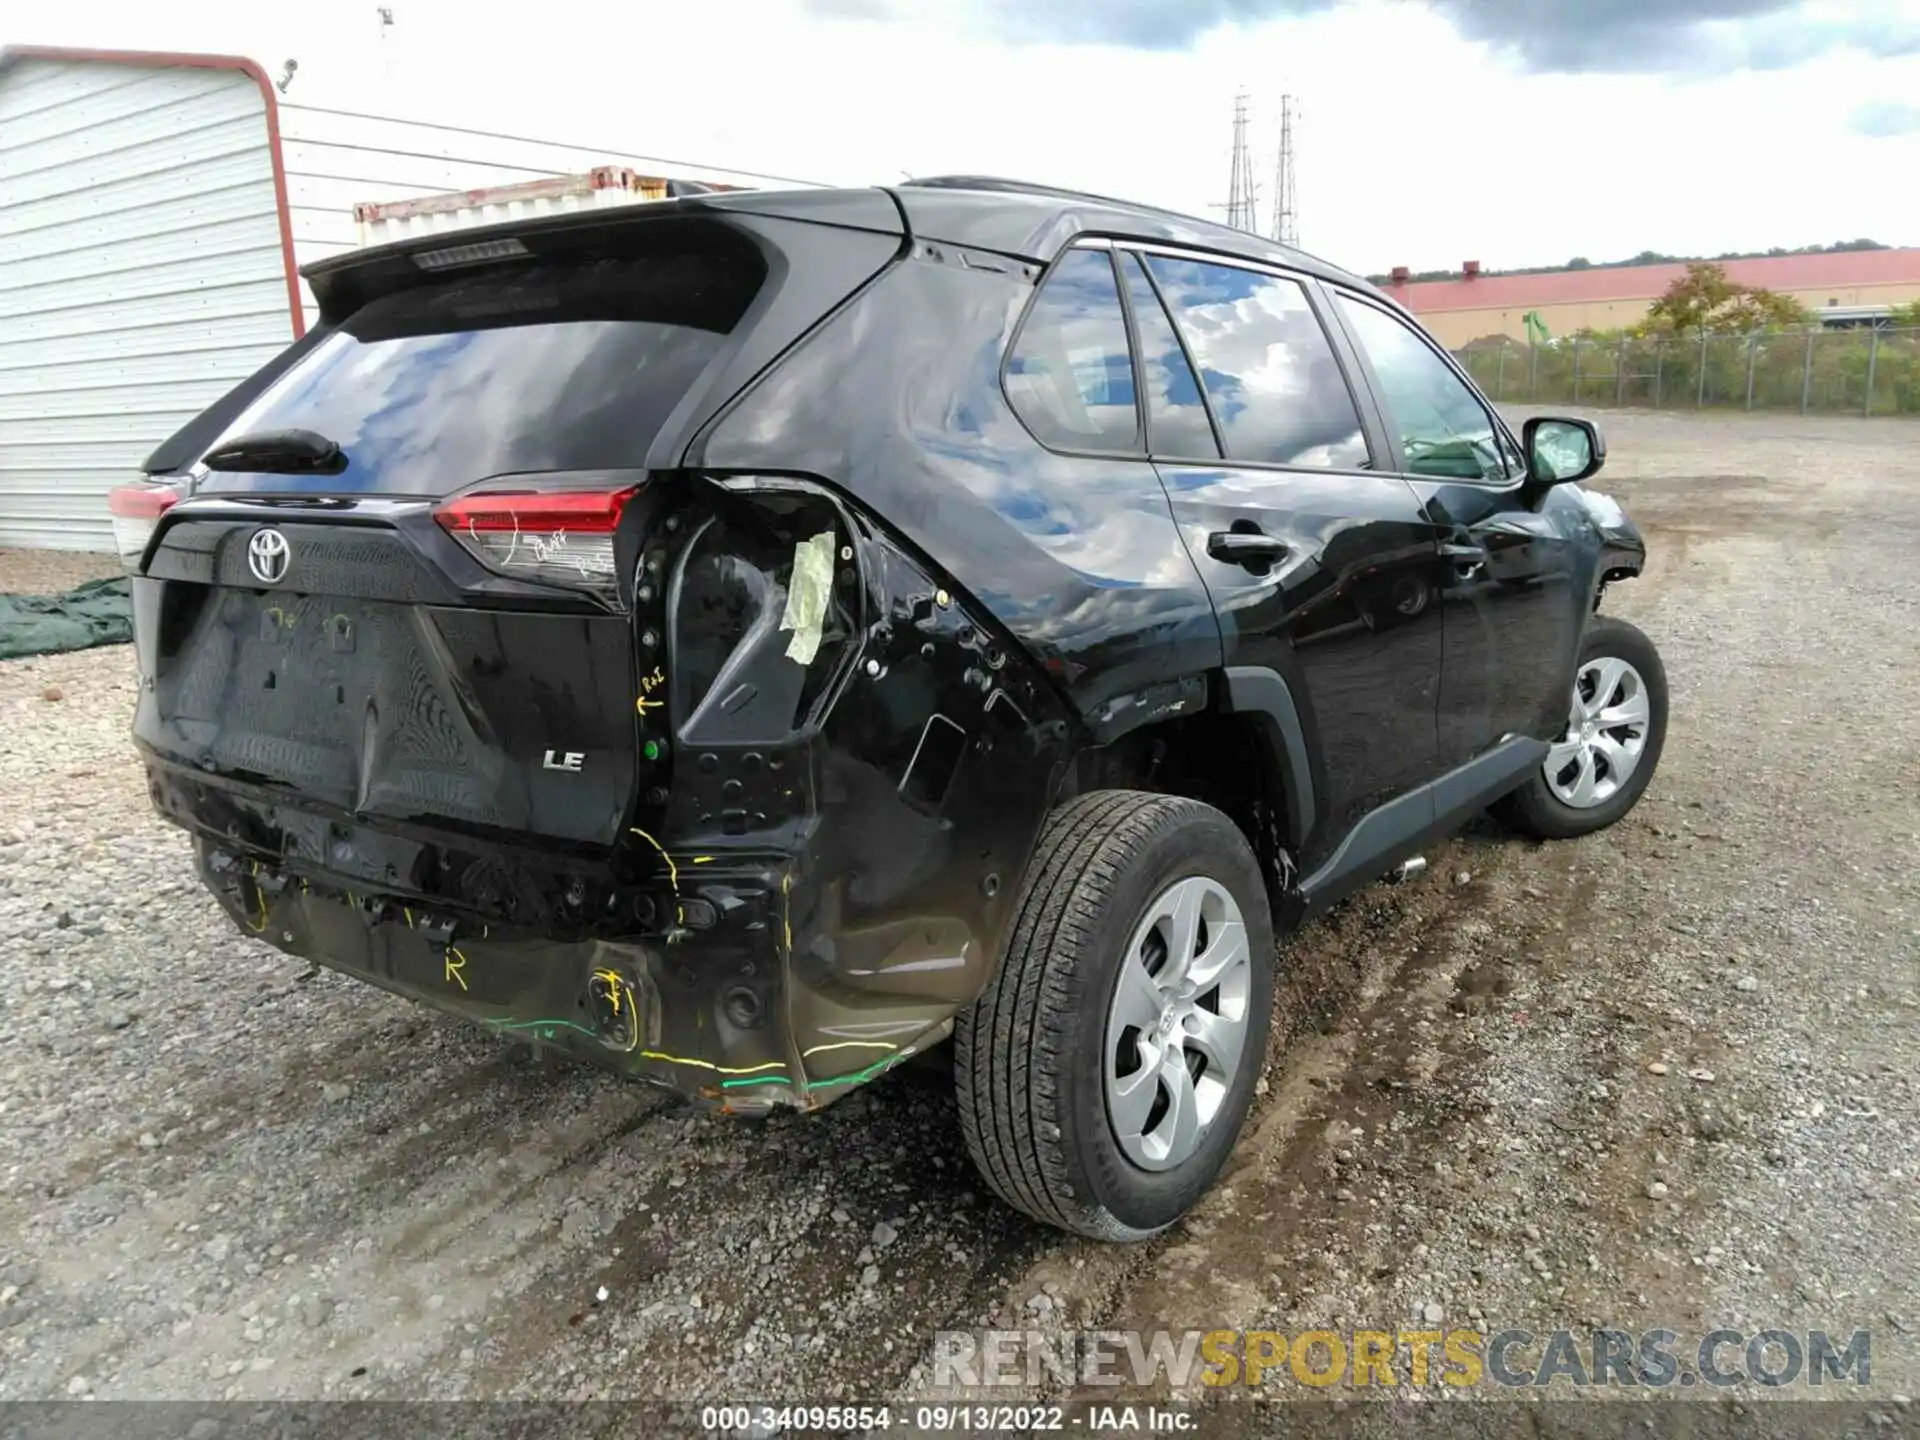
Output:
955,791,1274,1241
1495,615,1668,841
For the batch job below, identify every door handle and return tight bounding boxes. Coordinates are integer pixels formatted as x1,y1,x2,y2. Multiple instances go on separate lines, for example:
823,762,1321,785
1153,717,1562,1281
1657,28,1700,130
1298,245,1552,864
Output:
1207,531,1289,567
1439,541,1488,580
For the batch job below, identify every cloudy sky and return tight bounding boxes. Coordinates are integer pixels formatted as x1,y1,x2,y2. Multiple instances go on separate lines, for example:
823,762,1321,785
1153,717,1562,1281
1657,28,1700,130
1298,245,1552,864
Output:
15,0,1920,274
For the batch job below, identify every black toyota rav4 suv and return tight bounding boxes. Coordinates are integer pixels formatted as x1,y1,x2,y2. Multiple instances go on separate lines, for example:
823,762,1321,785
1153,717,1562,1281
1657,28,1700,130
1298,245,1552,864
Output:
117,178,1664,1241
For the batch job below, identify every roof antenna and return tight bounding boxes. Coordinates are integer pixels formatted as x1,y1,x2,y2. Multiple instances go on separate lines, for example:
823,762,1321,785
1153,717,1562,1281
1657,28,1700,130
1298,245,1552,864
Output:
275,58,299,95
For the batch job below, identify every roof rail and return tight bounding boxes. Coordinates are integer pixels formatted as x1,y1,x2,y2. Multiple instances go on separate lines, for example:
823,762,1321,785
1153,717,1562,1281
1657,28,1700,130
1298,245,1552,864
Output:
902,174,1212,224
900,174,1319,262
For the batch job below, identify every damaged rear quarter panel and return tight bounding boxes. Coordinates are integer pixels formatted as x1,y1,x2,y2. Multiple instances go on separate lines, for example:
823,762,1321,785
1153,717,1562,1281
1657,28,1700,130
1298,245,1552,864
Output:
637,475,1079,1106
694,246,1224,722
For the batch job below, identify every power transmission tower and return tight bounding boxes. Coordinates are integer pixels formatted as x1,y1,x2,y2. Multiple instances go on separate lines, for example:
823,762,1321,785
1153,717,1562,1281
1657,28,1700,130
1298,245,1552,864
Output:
1270,94,1299,247
1217,92,1259,234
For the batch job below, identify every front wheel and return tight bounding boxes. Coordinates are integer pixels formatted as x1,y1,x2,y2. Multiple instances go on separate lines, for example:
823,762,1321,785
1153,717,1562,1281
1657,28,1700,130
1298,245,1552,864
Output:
955,791,1274,1241
1496,615,1668,840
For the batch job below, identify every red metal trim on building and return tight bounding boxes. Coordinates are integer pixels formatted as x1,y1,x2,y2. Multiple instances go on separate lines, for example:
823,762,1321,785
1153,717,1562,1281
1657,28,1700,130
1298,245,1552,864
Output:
1392,248,1920,315
0,45,307,338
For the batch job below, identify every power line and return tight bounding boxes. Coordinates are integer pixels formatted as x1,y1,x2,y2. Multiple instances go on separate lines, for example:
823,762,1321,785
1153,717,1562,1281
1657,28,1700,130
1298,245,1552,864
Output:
282,137,563,177
283,169,462,195
277,103,830,190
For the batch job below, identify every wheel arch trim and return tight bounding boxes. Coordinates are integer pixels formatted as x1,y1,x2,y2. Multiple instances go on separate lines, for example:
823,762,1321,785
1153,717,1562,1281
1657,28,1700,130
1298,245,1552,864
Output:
1219,665,1315,853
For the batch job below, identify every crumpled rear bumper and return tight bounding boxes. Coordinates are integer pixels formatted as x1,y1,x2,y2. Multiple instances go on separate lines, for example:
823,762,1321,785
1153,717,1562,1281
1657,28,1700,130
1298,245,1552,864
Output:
194,835,911,1111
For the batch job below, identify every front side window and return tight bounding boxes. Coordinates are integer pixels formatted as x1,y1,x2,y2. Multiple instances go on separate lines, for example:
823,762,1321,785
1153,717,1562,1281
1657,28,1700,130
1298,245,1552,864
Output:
1145,255,1369,470
1335,295,1509,481
1005,249,1140,453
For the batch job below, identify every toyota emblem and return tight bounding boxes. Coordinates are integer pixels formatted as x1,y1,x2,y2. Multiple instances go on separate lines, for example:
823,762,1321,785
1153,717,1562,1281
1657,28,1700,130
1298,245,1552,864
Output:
247,528,291,585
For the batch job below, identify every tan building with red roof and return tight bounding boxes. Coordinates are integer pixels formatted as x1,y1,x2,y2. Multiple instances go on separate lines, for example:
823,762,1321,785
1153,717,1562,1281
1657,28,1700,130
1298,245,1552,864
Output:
1386,249,1920,346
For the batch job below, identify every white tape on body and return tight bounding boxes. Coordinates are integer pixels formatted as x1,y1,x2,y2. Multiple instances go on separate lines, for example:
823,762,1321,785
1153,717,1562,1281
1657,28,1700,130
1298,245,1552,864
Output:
780,531,837,665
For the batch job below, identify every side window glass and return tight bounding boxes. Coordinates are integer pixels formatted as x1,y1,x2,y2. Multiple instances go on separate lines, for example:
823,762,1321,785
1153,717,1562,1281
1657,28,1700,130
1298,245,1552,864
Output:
1005,249,1139,453
1336,295,1507,481
1145,255,1369,470
1120,254,1218,459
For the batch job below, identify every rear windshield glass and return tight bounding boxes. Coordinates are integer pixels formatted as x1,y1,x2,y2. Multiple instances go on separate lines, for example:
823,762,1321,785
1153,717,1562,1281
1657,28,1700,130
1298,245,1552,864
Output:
195,251,764,495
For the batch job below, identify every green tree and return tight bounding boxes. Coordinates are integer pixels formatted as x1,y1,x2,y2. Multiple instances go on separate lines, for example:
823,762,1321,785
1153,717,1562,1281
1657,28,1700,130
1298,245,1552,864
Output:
1644,262,1810,335
1718,286,1813,332
1888,298,1920,328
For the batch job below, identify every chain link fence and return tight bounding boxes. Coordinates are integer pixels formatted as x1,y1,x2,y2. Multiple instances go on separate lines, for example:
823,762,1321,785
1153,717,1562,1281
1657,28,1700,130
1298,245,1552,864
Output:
1453,328,1920,416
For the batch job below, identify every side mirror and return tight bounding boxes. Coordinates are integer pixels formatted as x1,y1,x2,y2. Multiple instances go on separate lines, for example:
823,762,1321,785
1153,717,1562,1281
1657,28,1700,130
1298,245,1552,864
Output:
1522,416,1605,486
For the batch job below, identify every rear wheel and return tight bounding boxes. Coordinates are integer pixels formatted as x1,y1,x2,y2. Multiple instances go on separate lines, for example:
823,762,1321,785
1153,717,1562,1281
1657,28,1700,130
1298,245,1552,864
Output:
1496,615,1668,840
955,791,1274,1241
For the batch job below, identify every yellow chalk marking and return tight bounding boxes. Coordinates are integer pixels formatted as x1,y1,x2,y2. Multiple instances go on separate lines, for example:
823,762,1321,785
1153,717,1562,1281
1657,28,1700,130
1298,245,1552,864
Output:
801,1040,899,1058
692,856,713,865
589,969,639,1052
444,947,469,992
780,872,793,955
640,1050,785,1076
629,826,684,924
402,906,414,928
245,862,269,932
634,695,665,716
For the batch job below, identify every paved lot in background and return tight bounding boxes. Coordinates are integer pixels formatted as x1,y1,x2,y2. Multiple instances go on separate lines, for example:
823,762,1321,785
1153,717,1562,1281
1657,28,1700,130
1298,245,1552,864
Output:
1,411,1916,1405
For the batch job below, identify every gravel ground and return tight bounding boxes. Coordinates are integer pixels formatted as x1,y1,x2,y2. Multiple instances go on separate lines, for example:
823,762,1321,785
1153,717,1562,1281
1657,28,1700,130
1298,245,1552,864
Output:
0,548,121,594
1,411,1916,1412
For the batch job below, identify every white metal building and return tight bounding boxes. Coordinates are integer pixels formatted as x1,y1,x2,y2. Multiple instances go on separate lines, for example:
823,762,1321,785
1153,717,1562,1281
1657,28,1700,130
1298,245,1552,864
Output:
0,47,304,550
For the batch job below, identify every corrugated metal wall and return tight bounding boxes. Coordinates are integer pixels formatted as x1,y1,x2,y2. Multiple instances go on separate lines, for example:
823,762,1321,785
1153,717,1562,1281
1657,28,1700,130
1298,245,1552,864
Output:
0,56,297,550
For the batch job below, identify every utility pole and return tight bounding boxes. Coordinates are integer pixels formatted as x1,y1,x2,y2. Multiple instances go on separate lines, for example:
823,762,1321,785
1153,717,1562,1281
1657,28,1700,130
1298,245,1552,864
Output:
1270,94,1298,247
376,7,396,87
1216,93,1259,234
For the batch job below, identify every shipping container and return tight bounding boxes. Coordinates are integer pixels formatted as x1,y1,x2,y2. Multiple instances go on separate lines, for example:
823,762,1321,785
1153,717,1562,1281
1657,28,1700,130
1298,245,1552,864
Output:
351,165,738,247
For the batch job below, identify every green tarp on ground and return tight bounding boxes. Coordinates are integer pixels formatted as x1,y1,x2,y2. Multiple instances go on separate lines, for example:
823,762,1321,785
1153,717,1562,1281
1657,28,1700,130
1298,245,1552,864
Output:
0,576,133,661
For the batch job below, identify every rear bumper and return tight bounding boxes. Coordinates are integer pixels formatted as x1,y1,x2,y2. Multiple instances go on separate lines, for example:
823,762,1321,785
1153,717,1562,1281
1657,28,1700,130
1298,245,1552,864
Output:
189,828,936,1112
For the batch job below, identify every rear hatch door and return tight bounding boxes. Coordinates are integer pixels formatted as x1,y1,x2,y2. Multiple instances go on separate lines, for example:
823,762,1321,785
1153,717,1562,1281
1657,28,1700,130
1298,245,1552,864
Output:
135,202,902,867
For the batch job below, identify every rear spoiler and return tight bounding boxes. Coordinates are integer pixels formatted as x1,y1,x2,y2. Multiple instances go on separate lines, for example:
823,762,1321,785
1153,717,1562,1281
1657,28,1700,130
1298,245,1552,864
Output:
300,188,901,324
142,189,911,480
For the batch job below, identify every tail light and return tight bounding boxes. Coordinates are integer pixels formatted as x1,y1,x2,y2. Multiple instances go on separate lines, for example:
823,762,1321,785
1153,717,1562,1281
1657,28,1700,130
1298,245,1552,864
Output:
433,484,641,601
106,482,180,569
